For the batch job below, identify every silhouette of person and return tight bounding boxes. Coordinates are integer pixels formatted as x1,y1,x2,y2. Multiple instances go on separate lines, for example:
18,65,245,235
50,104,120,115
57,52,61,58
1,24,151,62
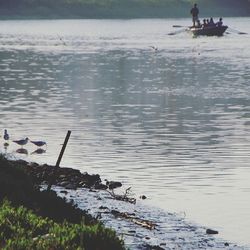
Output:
190,3,199,27
216,17,223,27
202,19,207,28
197,19,202,28
209,17,215,26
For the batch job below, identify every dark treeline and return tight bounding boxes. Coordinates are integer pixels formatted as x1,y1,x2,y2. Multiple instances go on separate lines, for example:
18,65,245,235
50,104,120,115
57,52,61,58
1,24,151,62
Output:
0,0,249,19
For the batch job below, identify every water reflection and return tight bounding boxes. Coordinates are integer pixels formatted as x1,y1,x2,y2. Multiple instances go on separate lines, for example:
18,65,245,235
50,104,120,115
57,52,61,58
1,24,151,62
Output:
16,148,28,155
1,38,249,190
31,148,46,155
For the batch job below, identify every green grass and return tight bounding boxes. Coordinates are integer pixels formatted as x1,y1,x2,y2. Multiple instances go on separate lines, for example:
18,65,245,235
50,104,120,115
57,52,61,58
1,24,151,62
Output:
0,155,125,250
0,200,125,250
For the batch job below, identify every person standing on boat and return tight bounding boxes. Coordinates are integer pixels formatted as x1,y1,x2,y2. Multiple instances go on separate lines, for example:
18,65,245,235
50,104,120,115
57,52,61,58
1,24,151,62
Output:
190,3,199,27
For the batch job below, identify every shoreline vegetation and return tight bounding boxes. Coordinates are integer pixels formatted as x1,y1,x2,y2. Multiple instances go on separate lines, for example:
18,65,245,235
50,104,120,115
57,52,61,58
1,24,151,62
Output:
0,0,249,19
0,154,126,249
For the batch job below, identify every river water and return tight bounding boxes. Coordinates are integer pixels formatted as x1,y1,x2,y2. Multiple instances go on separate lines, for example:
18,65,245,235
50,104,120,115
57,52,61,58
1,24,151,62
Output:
0,17,250,247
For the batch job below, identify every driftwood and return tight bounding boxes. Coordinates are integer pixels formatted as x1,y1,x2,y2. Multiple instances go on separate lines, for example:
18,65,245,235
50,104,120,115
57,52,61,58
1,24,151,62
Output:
131,218,156,230
106,187,136,204
111,210,156,230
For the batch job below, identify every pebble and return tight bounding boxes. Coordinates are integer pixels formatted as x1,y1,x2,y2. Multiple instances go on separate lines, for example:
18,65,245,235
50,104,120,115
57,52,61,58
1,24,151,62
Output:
206,228,219,235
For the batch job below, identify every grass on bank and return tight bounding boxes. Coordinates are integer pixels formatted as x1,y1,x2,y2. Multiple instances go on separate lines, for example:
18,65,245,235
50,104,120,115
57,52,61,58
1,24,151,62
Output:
0,155,125,250
0,200,124,250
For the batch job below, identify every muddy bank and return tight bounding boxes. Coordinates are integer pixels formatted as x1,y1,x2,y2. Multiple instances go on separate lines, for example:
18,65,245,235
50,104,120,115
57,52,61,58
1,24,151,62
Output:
21,160,107,190
54,187,244,250
0,155,126,249
9,158,245,249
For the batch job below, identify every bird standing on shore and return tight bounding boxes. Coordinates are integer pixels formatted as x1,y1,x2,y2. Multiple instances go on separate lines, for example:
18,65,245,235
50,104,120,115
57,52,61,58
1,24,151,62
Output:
4,129,9,141
13,137,29,147
3,129,10,147
30,140,47,148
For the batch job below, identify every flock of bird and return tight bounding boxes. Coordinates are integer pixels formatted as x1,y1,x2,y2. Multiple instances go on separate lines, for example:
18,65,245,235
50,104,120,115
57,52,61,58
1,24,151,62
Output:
2,129,47,148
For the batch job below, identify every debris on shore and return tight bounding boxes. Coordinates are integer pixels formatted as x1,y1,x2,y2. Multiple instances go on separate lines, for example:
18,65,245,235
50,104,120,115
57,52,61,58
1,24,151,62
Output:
0,155,125,250
3,157,245,250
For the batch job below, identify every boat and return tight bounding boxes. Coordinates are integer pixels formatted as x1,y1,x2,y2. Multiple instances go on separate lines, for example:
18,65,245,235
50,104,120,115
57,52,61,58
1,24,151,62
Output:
189,25,228,36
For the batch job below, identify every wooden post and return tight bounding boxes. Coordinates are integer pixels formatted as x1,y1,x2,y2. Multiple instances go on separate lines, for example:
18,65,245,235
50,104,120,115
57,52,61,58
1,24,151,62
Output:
47,130,71,191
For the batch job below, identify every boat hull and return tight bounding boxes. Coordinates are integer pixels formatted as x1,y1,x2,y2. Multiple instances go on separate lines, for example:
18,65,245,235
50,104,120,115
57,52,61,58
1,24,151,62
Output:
189,25,228,36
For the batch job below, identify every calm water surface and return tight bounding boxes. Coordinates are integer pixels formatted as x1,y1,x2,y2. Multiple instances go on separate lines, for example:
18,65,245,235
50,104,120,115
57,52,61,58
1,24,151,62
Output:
0,18,250,246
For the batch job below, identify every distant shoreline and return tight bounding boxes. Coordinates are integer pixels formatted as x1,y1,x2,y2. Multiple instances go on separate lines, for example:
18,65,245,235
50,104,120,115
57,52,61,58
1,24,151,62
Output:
0,14,249,21
0,4,249,20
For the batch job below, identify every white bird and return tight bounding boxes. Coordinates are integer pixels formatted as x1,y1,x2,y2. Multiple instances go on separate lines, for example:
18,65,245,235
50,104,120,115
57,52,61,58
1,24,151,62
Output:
13,137,29,147
30,140,47,148
4,129,9,141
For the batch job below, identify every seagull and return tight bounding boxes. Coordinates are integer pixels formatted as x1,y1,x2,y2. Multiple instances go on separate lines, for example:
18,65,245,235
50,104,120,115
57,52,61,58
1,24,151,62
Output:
58,35,67,46
30,140,47,148
149,46,158,52
4,129,9,141
3,129,10,147
13,137,29,147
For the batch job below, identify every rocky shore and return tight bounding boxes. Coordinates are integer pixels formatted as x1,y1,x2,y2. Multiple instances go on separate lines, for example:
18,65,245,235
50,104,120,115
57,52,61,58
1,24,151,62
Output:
21,160,109,190
0,155,126,250
4,157,246,250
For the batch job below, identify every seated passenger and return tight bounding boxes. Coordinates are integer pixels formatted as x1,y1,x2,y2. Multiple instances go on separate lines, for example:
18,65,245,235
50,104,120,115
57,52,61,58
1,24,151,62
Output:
209,17,215,26
202,19,207,28
216,17,223,27
196,19,202,28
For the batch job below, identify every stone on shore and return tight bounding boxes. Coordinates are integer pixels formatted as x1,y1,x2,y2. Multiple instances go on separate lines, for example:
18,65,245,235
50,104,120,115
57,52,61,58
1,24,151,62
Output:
206,228,219,235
